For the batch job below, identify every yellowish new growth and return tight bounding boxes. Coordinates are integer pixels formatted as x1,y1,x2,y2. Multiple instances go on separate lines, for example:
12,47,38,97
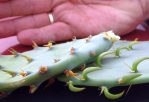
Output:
64,70,77,77
103,31,120,43
19,70,28,77
44,41,53,48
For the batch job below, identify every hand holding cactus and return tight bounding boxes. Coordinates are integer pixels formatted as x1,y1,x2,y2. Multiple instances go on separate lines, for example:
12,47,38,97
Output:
0,0,149,100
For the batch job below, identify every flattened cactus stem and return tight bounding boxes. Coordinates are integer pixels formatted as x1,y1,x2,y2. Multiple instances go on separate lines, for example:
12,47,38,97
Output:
118,73,142,84
131,57,149,72
101,86,124,100
96,51,114,67
0,31,119,96
128,40,139,50
115,46,130,57
67,81,85,92
82,67,100,80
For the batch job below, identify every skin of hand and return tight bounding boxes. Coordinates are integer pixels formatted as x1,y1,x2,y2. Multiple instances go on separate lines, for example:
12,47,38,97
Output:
0,0,148,45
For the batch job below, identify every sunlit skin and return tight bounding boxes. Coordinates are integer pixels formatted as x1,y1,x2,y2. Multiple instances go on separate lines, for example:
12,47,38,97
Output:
0,0,148,45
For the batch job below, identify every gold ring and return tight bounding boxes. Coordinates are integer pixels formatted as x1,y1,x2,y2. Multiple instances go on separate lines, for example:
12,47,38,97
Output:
48,13,54,23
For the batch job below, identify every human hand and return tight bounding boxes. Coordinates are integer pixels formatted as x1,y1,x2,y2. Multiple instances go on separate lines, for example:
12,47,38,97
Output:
0,0,148,45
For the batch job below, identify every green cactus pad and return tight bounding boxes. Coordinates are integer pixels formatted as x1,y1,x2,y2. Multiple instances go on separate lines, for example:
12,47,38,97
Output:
58,41,149,99
0,31,119,96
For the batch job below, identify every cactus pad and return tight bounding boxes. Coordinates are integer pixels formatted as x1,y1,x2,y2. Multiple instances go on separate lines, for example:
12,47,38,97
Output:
58,40,149,100
0,31,119,97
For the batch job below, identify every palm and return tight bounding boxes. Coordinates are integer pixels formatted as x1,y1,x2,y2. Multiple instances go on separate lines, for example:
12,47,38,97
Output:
53,1,143,37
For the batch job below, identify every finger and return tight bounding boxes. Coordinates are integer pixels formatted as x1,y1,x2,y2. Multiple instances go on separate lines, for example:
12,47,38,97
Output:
0,0,54,18
0,0,10,2
17,22,74,45
0,13,51,38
